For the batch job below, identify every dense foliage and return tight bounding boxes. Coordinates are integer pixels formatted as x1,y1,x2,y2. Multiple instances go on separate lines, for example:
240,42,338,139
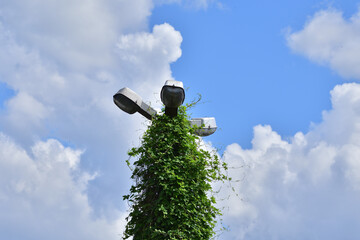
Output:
123,106,227,240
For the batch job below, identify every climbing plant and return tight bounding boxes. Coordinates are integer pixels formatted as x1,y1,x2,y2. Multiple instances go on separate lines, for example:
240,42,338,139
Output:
123,105,228,240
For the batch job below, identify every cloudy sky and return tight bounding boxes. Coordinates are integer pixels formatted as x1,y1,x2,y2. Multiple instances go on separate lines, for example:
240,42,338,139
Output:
1,0,360,239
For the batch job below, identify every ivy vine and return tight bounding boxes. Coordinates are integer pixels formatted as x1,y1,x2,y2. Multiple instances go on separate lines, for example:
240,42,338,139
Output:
123,105,228,240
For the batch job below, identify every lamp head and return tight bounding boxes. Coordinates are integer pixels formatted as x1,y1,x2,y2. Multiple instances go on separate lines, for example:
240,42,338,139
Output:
161,80,185,108
189,117,217,136
113,87,157,120
113,87,142,114
161,80,185,117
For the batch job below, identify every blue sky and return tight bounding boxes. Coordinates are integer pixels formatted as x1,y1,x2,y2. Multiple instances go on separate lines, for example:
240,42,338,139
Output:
151,1,353,149
1,0,360,239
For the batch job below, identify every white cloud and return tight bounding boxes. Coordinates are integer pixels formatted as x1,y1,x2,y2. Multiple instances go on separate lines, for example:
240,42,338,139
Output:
5,92,49,131
219,83,360,239
0,133,127,240
0,0,154,71
117,23,182,65
116,23,182,99
287,8,360,80
0,0,183,238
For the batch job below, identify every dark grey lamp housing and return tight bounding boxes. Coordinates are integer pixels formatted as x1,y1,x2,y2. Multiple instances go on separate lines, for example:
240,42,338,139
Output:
160,80,185,117
113,87,157,120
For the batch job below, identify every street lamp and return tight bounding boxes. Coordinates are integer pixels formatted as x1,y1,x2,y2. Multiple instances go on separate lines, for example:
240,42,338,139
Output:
189,117,217,137
113,87,157,120
113,80,217,136
160,80,185,117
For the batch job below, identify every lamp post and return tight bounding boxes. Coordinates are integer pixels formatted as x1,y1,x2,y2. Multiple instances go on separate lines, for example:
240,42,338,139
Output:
117,80,225,239
113,80,217,136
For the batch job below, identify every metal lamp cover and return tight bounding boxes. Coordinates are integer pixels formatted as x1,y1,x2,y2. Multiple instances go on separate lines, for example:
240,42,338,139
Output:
160,80,185,108
113,87,142,114
113,87,157,120
189,117,217,136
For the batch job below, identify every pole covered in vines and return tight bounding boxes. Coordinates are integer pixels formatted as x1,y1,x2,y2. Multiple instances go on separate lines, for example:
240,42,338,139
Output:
123,105,227,239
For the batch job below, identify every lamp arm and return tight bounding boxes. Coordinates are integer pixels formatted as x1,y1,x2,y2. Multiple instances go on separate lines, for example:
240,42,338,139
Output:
138,102,157,120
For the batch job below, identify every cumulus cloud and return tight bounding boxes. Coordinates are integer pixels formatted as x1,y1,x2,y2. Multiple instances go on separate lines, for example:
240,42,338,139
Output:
0,20,182,144
0,133,128,240
287,8,360,80
219,83,360,239
0,0,153,71
0,0,183,238
116,23,182,97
